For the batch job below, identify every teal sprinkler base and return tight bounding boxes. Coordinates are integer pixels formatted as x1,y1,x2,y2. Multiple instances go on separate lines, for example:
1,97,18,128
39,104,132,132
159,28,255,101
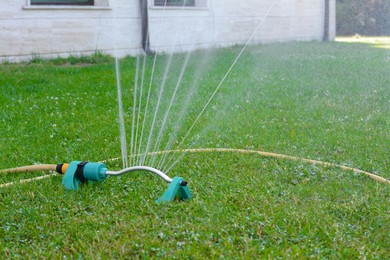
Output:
155,177,191,203
60,161,191,203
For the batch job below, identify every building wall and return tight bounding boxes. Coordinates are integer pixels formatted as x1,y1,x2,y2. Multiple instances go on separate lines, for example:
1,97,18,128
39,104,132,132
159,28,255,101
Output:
0,0,335,62
0,0,141,62
149,0,336,52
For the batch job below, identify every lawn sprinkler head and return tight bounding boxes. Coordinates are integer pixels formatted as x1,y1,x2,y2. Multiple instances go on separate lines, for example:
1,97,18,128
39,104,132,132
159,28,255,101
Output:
56,161,191,203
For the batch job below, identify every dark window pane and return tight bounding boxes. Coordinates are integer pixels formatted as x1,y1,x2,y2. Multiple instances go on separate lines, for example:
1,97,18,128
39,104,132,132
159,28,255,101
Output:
31,0,94,5
155,0,195,7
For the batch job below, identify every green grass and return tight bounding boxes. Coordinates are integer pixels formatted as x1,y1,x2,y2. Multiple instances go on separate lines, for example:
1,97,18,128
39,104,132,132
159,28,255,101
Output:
1,42,389,258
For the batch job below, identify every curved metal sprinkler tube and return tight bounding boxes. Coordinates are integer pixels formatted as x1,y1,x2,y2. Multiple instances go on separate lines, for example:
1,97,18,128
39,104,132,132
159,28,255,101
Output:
105,166,173,183
105,166,190,202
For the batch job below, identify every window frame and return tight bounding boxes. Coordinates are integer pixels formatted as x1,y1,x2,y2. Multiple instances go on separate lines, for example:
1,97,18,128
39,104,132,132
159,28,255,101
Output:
30,0,94,5
24,0,110,10
154,0,195,7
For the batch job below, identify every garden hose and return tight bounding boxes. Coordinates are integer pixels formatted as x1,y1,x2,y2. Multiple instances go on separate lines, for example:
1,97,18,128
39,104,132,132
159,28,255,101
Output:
109,148,390,185
1,148,389,191
0,164,58,173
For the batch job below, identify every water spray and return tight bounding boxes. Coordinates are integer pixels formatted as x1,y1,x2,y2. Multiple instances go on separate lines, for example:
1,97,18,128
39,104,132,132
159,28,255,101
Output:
1,161,191,203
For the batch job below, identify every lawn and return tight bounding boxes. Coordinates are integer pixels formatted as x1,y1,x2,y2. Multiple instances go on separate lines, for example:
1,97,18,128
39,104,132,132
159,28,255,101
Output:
0,41,389,258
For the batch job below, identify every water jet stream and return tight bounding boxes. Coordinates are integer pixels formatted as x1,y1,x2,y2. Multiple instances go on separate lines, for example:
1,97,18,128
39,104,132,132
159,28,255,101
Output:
135,54,148,166
115,57,128,168
143,52,174,167
136,1,200,168
162,1,278,171
130,55,140,167
156,48,217,169
149,50,193,168
138,53,158,166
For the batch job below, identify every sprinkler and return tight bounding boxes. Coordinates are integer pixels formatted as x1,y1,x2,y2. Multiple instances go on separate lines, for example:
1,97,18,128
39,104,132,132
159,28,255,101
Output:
2,149,388,202
56,161,191,203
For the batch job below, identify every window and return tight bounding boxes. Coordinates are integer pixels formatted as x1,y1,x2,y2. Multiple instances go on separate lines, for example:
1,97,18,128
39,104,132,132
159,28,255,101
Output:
31,0,94,5
154,0,195,7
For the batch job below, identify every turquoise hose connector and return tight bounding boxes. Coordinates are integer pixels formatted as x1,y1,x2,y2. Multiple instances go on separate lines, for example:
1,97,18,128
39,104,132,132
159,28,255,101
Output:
61,161,107,190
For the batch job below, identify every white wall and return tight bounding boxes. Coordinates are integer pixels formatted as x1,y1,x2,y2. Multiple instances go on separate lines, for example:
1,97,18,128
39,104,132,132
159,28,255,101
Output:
0,0,335,62
148,0,336,53
0,0,142,62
